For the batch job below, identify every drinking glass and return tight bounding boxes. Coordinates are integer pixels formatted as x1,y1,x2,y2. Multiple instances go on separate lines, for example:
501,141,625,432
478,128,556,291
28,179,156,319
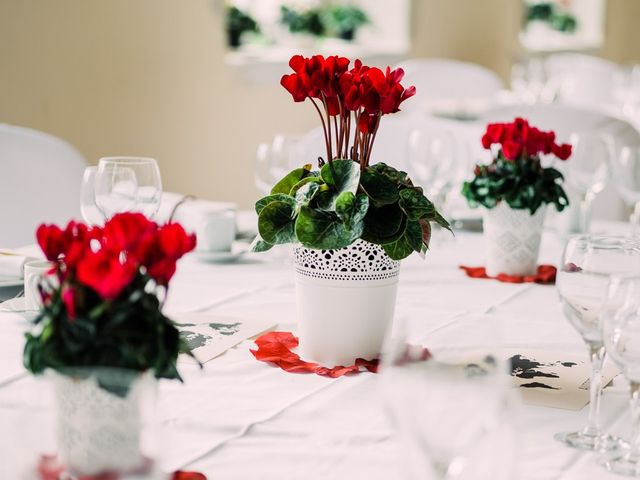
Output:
254,135,301,196
79,166,104,226
379,315,519,480
407,129,461,213
94,157,162,220
564,133,612,233
611,146,640,234
555,235,640,451
601,274,640,476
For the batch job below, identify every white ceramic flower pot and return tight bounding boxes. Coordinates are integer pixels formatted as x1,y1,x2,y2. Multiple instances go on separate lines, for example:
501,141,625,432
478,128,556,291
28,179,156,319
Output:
52,370,154,476
293,239,400,366
483,202,547,277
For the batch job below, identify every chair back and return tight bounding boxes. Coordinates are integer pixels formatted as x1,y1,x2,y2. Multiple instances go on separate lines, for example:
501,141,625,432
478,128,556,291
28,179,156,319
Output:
0,124,87,247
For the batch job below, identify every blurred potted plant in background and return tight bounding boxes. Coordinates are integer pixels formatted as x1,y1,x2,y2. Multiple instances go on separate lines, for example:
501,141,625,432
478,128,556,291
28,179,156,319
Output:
322,4,369,41
251,54,449,366
524,1,578,33
280,4,326,41
24,213,197,477
462,118,572,276
226,5,260,48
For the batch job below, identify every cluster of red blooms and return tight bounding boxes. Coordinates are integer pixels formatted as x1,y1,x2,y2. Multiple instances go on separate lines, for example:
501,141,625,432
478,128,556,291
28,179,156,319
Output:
481,117,572,162
280,54,415,168
36,213,196,317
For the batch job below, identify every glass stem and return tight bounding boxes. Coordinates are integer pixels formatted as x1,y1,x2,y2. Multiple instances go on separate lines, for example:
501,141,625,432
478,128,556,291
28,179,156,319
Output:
580,190,596,234
626,381,640,464
632,201,640,236
583,342,606,438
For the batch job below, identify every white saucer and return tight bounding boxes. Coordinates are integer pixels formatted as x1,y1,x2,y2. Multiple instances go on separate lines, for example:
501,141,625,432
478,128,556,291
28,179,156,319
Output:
0,297,39,321
0,277,23,288
190,242,250,263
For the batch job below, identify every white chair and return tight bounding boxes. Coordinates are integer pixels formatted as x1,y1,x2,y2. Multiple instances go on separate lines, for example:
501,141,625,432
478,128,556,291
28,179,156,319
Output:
544,53,620,107
395,58,504,114
0,124,87,247
480,104,640,224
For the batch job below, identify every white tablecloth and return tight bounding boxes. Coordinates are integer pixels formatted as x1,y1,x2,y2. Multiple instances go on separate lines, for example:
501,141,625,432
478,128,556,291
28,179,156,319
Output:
0,221,633,479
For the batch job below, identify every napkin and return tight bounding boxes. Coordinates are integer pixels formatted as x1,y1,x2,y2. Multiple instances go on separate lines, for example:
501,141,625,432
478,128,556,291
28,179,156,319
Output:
0,252,31,279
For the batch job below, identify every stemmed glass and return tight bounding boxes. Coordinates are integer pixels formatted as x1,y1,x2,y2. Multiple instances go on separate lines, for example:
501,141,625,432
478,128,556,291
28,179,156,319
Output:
407,129,463,214
555,235,640,451
254,135,301,196
563,133,611,233
611,146,640,234
94,157,162,220
379,315,519,480
601,274,640,476
79,166,104,226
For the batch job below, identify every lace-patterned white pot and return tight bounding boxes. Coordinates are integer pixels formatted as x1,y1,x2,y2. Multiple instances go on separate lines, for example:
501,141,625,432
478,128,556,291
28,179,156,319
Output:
483,202,547,277
293,239,400,366
52,370,154,476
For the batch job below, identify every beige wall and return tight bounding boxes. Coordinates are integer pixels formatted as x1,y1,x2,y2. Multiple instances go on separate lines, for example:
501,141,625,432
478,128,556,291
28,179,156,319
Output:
0,0,638,208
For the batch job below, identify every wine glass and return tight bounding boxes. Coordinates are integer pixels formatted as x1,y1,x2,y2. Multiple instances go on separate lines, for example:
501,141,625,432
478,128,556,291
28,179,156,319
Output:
555,235,640,451
407,129,460,211
255,142,273,195
563,133,612,233
79,166,104,226
611,146,640,234
601,273,640,476
94,157,162,220
379,315,519,480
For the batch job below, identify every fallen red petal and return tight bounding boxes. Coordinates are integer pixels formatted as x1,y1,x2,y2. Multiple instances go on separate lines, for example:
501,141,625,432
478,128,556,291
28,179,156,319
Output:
252,331,379,377
459,265,556,285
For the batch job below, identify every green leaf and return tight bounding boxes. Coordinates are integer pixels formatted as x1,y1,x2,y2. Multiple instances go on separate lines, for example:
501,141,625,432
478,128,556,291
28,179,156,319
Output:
294,181,320,210
335,192,369,230
369,162,411,186
360,169,399,206
289,176,323,196
398,188,437,220
361,203,405,245
255,194,295,215
257,201,296,245
249,234,274,252
383,219,423,260
295,206,361,250
317,159,361,210
270,164,312,195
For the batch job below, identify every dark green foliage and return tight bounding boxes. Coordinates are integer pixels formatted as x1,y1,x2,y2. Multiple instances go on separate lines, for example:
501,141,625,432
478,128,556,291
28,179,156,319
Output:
462,151,569,215
252,160,451,260
23,275,196,394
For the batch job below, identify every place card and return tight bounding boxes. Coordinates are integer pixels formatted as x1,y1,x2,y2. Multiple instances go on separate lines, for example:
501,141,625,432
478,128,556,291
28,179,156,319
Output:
173,313,275,364
504,348,620,411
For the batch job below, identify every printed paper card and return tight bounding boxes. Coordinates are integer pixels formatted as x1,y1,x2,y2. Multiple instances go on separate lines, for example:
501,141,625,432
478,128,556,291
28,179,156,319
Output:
173,313,275,364
504,348,620,411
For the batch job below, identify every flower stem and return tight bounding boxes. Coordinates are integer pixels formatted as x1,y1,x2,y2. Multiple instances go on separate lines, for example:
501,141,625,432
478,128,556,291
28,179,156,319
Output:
309,97,331,164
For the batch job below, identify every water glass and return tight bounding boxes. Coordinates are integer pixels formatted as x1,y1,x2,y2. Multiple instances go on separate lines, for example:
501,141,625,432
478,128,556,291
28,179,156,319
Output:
611,146,640,233
379,315,518,480
601,274,640,476
79,166,104,226
94,157,162,220
563,133,611,233
555,235,640,451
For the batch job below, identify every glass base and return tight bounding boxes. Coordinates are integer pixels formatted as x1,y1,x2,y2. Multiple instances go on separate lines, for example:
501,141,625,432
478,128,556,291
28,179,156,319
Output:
600,454,640,477
554,430,625,452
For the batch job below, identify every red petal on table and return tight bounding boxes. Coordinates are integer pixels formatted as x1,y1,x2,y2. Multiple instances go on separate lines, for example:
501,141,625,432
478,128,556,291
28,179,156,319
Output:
172,471,207,480
251,331,379,377
459,265,556,285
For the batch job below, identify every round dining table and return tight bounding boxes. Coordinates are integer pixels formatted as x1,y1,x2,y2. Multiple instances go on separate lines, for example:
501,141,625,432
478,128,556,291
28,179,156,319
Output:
0,217,633,480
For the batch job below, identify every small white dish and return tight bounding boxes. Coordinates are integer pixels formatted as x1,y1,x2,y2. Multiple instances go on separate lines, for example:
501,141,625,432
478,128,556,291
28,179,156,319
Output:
0,297,39,322
0,277,23,288
190,242,250,263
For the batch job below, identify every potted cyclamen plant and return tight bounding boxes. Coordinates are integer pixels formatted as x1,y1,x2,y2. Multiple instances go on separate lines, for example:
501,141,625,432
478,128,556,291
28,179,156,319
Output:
251,54,449,366
23,213,197,477
462,117,572,276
